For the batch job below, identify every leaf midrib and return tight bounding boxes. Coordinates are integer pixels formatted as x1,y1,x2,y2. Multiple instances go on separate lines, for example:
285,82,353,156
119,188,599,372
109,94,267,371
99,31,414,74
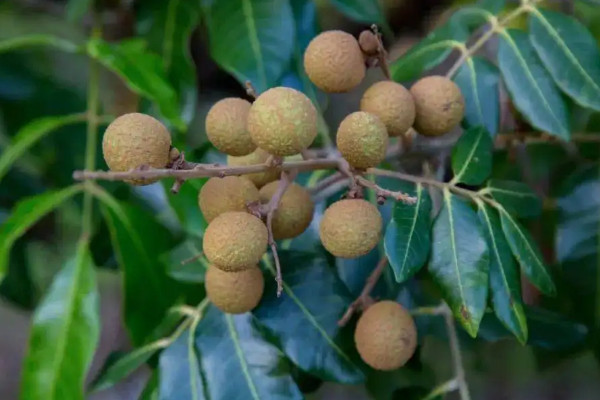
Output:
452,128,484,184
399,184,423,276
444,191,467,318
226,315,260,400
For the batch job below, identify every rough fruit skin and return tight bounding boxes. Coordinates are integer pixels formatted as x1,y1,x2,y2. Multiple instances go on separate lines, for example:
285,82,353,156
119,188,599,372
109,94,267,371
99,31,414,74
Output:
227,148,279,188
198,176,260,223
410,75,465,136
205,265,264,314
354,301,417,371
360,81,416,137
319,199,382,258
259,181,314,240
102,113,171,185
247,87,317,156
304,31,366,93
337,112,388,169
203,212,268,271
205,97,256,156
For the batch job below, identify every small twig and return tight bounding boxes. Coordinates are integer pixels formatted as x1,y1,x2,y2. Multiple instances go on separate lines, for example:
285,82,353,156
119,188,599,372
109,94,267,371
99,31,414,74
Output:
443,303,472,400
355,175,416,204
245,81,258,99
308,172,345,195
337,159,362,198
180,253,204,266
371,24,391,80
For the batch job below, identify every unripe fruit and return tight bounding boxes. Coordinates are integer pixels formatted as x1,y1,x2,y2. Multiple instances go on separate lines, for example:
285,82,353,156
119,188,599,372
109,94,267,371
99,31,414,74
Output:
319,199,382,258
259,181,314,240
358,30,379,56
227,148,279,188
354,301,417,371
102,113,171,185
203,212,268,271
248,87,317,156
410,75,465,136
205,265,264,314
337,112,388,170
205,97,256,156
198,176,260,223
304,31,366,93
360,81,416,137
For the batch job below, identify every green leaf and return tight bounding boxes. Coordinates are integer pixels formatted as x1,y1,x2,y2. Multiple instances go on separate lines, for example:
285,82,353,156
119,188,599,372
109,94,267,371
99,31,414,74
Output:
328,0,388,30
20,240,99,400
477,0,506,13
66,0,93,22
497,29,570,139
163,179,208,236
162,240,207,283
528,8,600,111
0,113,86,183
0,34,80,54
86,38,184,130
195,306,302,400
384,183,432,283
450,126,493,185
201,0,295,93
499,209,556,296
254,251,364,383
140,372,159,400
454,57,500,136
477,202,527,344
0,185,83,280
483,179,542,218
429,189,489,337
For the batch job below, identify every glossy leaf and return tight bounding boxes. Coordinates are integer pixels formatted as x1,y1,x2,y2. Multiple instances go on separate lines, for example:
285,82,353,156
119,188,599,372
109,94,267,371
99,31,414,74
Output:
529,8,600,111
20,240,99,400
429,190,489,337
477,202,527,344
329,0,387,28
195,306,302,400
202,0,295,93
384,183,432,283
254,251,364,383
454,57,500,135
163,179,208,237
483,179,542,218
0,34,80,54
0,185,83,280
497,29,570,139
451,126,493,185
162,239,207,283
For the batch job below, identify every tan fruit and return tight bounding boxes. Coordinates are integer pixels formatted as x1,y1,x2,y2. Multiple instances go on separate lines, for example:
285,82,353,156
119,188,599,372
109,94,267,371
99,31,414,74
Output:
226,148,279,188
203,212,268,271
354,301,417,371
205,265,264,314
205,97,256,156
319,199,382,258
247,87,317,157
102,113,171,185
304,30,366,93
336,112,388,169
198,176,260,223
259,181,314,240
358,30,379,56
410,75,465,136
360,81,416,137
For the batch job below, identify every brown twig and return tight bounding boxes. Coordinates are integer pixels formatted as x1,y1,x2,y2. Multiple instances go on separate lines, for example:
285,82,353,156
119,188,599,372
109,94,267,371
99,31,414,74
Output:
355,175,416,204
308,172,346,195
337,159,362,198
371,24,391,80
245,81,258,99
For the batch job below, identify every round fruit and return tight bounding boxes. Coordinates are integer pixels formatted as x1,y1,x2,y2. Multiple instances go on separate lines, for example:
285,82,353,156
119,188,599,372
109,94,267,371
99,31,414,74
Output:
198,176,260,223
102,113,171,185
358,30,379,56
259,181,314,240
205,97,255,156
247,87,317,156
336,112,388,169
410,75,465,136
360,81,415,137
304,30,366,93
203,212,268,271
354,301,417,370
205,265,264,314
319,199,382,258
227,148,280,188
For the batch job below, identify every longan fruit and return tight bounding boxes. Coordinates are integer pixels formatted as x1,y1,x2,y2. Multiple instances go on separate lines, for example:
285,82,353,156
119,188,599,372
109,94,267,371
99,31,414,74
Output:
198,176,260,223
360,81,415,137
358,30,380,56
226,148,280,188
259,181,314,240
410,75,465,136
337,112,388,170
102,113,171,185
304,30,366,93
319,199,382,258
205,97,256,156
205,265,264,314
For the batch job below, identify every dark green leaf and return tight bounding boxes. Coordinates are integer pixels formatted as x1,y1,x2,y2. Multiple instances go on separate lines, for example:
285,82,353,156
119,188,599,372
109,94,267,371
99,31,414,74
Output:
66,0,93,22
477,202,527,344
163,179,208,237
454,57,500,135
483,179,542,218
162,239,207,283
499,209,556,296
201,0,295,93
477,0,506,13
140,372,159,400
451,126,493,185
20,240,99,400
254,251,364,383
0,185,83,280
429,190,489,337
195,306,302,400
384,183,432,282
328,0,387,29
529,8,600,111
497,29,570,139
0,35,80,54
